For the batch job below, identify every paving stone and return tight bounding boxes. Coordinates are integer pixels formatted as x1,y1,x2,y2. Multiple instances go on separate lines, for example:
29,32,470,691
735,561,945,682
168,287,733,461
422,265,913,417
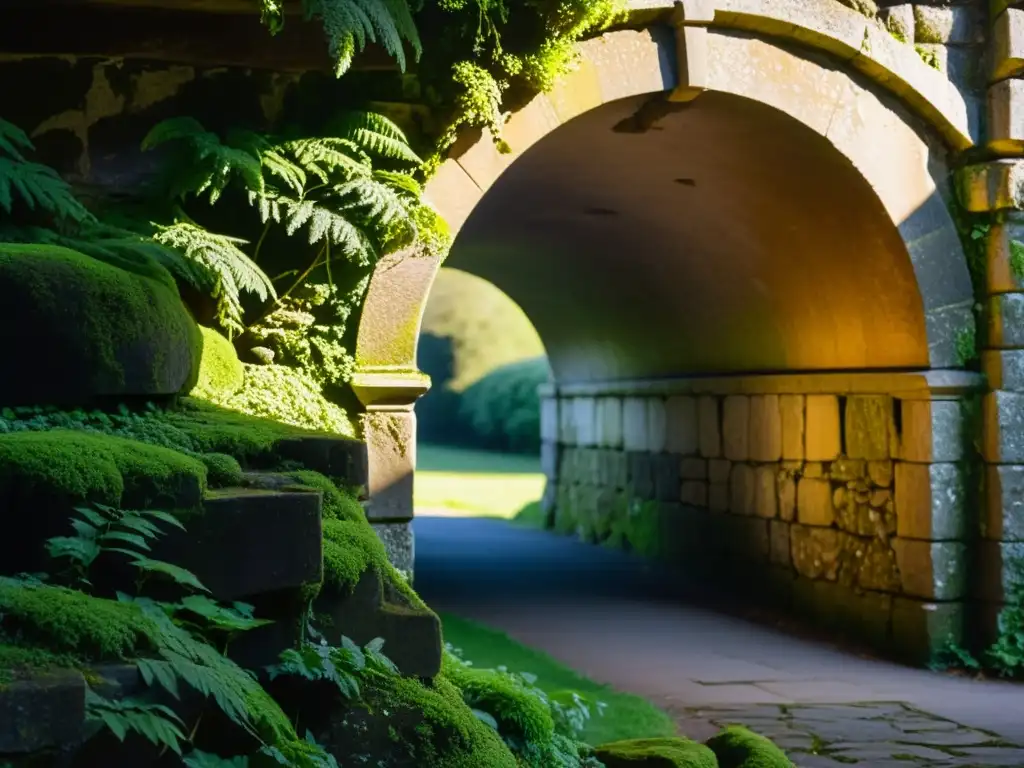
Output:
790,718,907,743
895,728,999,747
826,742,955,762
945,747,1024,765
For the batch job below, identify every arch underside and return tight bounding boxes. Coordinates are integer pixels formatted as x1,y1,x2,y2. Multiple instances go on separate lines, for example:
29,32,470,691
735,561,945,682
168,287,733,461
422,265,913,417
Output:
438,29,974,386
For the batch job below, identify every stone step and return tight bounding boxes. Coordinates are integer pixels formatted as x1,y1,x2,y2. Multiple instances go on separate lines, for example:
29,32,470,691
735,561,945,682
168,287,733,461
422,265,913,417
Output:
154,487,324,603
270,435,368,492
314,569,442,679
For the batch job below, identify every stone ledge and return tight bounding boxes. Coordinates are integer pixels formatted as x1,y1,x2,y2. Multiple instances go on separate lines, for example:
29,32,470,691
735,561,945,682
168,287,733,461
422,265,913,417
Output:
992,7,1024,84
552,371,984,399
958,160,1024,212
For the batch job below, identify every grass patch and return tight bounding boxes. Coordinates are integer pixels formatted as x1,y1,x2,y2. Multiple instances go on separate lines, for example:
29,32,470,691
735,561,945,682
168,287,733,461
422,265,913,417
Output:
439,613,677,746
415,444,545,519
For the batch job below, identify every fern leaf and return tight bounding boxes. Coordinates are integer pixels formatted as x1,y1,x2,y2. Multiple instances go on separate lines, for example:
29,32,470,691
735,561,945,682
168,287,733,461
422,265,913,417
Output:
331,111,420,164
0,118,33,162
331,178,409,227
372,169,421,198
279,197,376,263
0,157,93,223
303,0,421,77
141,116,212,151
277,137,372,183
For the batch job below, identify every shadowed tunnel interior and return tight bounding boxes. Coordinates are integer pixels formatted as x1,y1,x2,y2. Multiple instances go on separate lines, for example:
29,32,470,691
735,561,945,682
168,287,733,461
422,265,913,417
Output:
445,90,932,385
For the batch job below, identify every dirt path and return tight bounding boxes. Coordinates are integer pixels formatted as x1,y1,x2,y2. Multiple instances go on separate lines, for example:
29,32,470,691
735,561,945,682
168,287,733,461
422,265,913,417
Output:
412,515,1024,767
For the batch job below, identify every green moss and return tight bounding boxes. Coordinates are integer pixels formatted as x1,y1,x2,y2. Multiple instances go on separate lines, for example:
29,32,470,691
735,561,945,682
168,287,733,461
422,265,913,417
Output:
441,657,555,745
0,643,82,685
196,364,356,438
285,470,364,522
190,326,245,400
915,44,941,70
705,726,794,768
368,673,519,768
0,243,201,406
199,452,243,488
594,737,718,768
165,397,316,460
0,580,156,661
0,429,208,510
322,518,389,592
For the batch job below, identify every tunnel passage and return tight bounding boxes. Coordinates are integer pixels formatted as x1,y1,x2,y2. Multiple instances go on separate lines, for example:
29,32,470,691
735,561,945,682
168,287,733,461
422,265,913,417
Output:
445,90,930,385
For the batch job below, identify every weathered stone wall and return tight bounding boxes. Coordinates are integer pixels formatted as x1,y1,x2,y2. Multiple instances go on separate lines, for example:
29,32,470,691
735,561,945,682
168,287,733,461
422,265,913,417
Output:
540,374,983,662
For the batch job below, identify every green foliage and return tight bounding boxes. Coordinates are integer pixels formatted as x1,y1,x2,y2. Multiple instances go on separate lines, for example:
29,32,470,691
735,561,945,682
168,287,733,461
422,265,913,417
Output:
199,453,245,488
416,0,626,169
458,357,550,453
704,726,794,767
243,281,365,389
954,325,977,368
595,736,718,768
442,647,604,767
202,364,357,437
0,119,91,225
1010,239,1024,282
257,0,422,77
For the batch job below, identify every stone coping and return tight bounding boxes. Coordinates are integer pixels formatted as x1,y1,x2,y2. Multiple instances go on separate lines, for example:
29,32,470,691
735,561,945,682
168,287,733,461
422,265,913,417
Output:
539,370,985,399
623,0,975,149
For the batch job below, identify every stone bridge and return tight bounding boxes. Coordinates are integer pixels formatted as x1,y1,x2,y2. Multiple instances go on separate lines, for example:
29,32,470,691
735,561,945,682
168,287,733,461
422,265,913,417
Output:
352,0,1024,662
4,0,1024,663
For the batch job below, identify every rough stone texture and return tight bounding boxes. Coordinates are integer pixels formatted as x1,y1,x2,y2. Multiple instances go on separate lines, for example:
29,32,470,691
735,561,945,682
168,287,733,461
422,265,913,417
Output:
729,463,756,516
780,394,806,460
698,395,721,458
983,390,1024,463
362,411,416,522
985,464,1024,541
898,399,965,463
749,394,783,462
372,521,414,577
0,671,86,753
666,395,699,455
892,539,967,600
845,396,896,460
797,478,835,527
895,462,967,541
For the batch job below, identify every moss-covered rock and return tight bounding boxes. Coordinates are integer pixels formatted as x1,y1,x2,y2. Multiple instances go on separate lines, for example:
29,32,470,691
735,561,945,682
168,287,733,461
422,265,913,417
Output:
0,243,201,406
190,326,245,400
595,737,718,767
199,452,243,487
705,726,794,768
0,429,207,574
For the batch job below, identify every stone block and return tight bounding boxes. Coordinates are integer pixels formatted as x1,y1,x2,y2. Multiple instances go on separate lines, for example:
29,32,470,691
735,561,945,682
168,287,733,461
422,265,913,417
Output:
627,452,655,500
698,395,721,457
892,539,968,600
622,397,648,451
984,464,1024,540
790,525,841,581
597,449,629,489
647,397,668,453
779,394,805,460
805,395,841,461
879,4,914,45
974,540,1024,602
796,477,835,527
894,462,968,541
748,394,782,462
0,670,86,753
986,292,1024,348
868,460,893,488
722,395,750,461
541,440,559,480
898,399,965,463
890,598,964,666
994,8,1024,83
845,395,896,460
595,397,623,448
983,390,1024,462
729,463,756,516
804,462,825,478
753,465,777,519
574,397,598,447
709,483,729,512
559,398,577,444
680,480,708,506
985,214,1024,295
680,457,707,480
958,160,1024,213
708,458,731,484
372,522,414,576
913,4,979,45
769,520,791,567
666,395,699,455
988,78,1024,156
777,474,796,521
652,452,681,502
982,349,1024,392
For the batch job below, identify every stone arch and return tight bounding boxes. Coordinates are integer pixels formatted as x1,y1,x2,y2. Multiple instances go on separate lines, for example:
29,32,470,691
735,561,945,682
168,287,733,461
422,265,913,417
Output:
351,6,977,529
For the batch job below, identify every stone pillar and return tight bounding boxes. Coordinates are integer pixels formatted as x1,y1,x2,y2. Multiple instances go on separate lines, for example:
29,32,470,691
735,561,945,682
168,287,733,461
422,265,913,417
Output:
546,372,984,664
960,152,1024,647
351,247,442,579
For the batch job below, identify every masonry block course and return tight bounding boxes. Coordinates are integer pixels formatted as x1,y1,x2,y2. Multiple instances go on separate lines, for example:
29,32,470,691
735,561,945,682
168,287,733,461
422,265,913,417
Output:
548,373,982,663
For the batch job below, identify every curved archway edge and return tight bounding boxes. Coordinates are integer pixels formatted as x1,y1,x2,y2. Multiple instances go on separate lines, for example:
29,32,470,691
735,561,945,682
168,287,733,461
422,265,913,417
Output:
355,6,975,397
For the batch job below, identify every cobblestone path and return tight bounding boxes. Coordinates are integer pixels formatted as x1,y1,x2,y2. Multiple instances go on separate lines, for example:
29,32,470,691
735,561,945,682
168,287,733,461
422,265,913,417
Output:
414,516,1024,766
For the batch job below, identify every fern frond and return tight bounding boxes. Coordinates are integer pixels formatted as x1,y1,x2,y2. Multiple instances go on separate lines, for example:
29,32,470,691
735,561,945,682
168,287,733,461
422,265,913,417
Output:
154,222,275,336
330,111,421,164
0,157,94,224
0,118,33,162
276,137,372,183
331,177,410,228
279,196,377,264
302,0,422,77
142,118,264,204
372,169,421,198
